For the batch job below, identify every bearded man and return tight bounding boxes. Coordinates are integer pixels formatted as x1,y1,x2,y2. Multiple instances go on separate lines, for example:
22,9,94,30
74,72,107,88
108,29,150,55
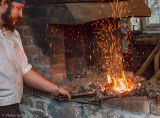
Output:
0,0,71,117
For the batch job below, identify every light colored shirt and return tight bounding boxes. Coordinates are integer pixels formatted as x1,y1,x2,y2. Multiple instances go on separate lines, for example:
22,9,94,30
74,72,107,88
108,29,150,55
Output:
0,27,32,106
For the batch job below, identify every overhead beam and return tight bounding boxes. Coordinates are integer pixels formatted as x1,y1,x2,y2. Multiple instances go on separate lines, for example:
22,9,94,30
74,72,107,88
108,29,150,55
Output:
48,0,151,24
66,0,151,23
39,0,129,4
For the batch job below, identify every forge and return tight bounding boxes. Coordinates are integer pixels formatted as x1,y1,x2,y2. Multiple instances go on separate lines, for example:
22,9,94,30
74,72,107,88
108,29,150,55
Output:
17,0,160,118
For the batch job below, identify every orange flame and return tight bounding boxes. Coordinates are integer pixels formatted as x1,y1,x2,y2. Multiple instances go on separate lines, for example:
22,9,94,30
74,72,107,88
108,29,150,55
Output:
107,71,135,93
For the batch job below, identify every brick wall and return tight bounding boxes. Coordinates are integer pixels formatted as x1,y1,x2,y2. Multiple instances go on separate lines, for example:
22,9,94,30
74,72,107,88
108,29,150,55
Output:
16,18,51,80
47,25,67,83
16,8,67,84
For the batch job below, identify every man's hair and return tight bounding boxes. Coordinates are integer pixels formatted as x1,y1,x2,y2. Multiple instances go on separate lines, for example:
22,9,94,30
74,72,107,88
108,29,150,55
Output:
0,0,25,5
1,0,15,31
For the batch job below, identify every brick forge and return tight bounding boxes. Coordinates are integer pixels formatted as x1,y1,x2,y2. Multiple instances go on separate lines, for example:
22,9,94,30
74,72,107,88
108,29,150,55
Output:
16,19,67,84
14,3,160,118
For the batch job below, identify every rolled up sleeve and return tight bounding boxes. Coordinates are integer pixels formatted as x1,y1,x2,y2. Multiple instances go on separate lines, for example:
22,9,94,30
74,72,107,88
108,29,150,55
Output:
14,29,32,75
21,53,32,75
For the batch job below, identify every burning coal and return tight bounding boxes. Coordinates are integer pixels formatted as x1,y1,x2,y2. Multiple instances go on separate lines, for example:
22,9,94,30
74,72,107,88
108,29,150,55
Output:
109,71,135,93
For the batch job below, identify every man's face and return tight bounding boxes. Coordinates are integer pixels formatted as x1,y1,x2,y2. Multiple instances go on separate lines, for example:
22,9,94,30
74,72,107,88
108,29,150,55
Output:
2,2,24,31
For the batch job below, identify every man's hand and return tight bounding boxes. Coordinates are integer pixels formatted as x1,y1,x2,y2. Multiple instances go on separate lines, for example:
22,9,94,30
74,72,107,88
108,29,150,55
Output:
58,87,71,101
23,69,71,101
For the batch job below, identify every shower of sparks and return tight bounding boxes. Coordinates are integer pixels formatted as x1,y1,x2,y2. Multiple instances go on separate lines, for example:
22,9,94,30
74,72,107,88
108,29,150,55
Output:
92,0,135,94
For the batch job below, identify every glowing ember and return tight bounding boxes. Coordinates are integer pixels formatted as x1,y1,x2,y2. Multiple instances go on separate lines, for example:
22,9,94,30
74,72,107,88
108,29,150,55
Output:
107,71,135,93
107,75,112,84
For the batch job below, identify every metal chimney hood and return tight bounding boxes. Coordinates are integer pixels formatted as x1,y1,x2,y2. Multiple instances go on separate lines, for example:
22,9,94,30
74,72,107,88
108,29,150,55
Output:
48,0,151,24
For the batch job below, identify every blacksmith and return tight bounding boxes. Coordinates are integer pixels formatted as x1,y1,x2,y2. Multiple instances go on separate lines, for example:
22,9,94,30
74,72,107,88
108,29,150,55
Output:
0,0,71,117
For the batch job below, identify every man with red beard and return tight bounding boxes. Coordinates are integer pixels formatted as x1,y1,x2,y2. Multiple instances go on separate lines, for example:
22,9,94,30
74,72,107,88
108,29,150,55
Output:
0,0,71,117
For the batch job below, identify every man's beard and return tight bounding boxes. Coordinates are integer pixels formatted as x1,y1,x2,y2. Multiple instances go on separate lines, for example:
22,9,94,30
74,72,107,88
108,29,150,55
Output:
1,5,21,32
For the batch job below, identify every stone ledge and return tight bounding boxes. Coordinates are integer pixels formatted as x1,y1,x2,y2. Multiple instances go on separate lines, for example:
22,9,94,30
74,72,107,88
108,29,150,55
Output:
150,101,160,116
101,96,154,113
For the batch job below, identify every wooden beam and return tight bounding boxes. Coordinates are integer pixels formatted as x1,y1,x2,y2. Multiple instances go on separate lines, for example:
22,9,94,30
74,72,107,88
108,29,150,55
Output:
154,51,160,73
130,41,157,46
135,41,160,76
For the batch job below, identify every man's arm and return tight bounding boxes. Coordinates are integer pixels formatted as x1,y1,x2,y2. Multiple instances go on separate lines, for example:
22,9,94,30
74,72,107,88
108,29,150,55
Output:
23,69,71,101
